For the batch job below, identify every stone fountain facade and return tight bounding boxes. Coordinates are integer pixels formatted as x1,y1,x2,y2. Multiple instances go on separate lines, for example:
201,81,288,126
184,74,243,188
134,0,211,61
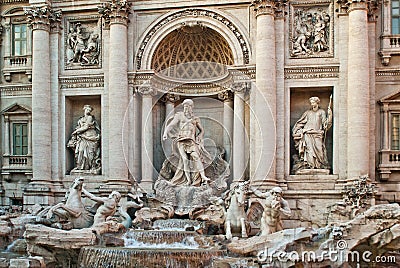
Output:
1,0,400,266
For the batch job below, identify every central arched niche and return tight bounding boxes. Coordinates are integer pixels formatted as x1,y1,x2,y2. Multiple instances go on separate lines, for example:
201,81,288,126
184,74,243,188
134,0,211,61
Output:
151,23,234,80
151,24,235,179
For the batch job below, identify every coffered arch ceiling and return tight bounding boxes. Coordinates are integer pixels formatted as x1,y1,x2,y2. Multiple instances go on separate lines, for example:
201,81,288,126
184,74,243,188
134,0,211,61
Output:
151,24,234,80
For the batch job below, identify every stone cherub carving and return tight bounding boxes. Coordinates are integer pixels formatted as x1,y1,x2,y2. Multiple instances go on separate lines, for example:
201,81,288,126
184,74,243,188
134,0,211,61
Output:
249,186,291,235
292,96,332,174
67,105,101,175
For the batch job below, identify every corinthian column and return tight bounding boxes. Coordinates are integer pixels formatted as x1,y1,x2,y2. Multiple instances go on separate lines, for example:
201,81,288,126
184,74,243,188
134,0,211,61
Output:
232,83,248,182
347,0,370,179
138,85,157,193
251,0,284,188
23,6,61,206
99,0,131,189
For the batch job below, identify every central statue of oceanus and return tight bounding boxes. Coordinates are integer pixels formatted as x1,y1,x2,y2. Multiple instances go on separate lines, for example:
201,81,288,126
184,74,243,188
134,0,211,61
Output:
155,99,230,216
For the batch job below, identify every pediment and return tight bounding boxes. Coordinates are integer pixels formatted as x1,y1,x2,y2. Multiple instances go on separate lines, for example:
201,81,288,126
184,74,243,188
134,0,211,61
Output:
1,103,31,115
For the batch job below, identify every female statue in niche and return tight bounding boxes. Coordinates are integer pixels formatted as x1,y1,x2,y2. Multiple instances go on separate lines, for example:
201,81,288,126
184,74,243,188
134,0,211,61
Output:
68,105,101,175
292,96,332,174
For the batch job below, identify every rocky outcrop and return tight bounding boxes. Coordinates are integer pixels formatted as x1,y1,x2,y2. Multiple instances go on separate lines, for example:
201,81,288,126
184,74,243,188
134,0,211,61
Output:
227,204,400,267
24,224,97,267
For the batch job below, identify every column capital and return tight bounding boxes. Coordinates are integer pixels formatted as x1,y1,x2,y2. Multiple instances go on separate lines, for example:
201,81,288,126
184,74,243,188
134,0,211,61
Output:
98,0,131,26
252,0,287,17
137,84,157,96
162,93,180,103
231,82,250,94
218,90,233,102
337,0,375,13
24,6,61,32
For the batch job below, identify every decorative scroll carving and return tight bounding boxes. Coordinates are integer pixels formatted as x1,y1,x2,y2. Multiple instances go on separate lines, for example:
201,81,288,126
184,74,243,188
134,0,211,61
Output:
98,0,131,26
136,9,250,69
65,17,102,69
252,0,287,17
24,6,61,31
162,93,180,103
231,82,249,94
217,90,233,102
137,84,157,96
289,2,333,58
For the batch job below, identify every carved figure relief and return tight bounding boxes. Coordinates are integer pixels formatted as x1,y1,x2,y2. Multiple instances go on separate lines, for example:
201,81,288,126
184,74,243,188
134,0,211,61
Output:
67,105,101,175
290,3,333,58
65,18,101,69
292,96,332,174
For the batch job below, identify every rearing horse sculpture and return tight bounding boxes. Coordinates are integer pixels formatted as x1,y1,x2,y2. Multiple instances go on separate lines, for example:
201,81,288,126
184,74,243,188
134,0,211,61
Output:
37,177,93,229
224,181,249,240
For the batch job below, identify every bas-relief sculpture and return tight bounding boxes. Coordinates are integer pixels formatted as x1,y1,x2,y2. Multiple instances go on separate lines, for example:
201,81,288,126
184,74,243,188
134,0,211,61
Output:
153,99,230,216
67,105,101,175
66,21,100,67
292,96,332,174
291,7,331,57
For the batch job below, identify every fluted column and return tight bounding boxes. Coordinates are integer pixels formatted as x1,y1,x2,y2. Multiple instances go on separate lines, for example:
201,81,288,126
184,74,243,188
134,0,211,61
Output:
139,86,157,193
23,6,61,205
347,0,369,179
163,94,180,158
251,0,284,188
99,0,131,187
232,83,247,182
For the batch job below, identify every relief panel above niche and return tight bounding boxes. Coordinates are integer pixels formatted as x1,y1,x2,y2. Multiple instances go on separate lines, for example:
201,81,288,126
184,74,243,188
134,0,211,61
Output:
64,16,102,70
289,0,334,58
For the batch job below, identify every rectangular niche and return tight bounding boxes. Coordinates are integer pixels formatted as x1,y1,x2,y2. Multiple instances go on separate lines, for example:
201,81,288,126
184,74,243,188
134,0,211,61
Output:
290,87,333,174
64,16,102,70
289,0,334,58
65,95,101,175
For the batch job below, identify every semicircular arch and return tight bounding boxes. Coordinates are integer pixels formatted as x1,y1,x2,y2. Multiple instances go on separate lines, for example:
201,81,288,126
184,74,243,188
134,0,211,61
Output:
136,8,251,70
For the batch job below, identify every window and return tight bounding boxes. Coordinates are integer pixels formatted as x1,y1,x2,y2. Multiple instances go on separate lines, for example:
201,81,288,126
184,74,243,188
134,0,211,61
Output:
393,0,400,34
13,123,28,155
12,24,27,56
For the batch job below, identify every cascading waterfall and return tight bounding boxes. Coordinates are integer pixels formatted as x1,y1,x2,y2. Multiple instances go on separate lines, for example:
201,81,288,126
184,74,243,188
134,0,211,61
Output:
78,247,225,268
78,219,226,267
